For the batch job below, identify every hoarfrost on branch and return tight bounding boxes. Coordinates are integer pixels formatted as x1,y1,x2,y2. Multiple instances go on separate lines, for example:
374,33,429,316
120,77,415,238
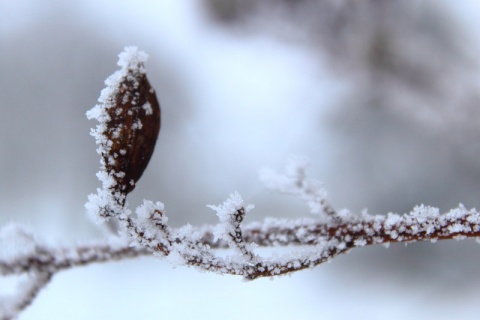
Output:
1,47,480,319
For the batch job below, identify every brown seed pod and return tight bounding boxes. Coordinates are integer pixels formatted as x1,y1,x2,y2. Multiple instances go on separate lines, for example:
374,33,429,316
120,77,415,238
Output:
104,71,161,198
88,47,160,208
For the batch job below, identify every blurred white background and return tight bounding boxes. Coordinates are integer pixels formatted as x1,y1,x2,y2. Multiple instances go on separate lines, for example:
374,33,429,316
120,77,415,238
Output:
2,0,480,319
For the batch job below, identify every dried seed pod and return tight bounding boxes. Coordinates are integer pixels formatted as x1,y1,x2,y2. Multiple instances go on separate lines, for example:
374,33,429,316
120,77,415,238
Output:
87,47,160,208
106,70,160,196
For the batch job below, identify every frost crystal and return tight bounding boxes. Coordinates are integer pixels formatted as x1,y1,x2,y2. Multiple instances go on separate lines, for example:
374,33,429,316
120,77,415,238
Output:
143,102,153,115
207,192,253,223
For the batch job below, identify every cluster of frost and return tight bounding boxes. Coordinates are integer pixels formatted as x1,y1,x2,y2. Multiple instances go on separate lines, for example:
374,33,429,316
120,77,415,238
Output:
208,192,257,262
259,156,337,220
0,223,37,259
126,200,170,254
208,192,254,242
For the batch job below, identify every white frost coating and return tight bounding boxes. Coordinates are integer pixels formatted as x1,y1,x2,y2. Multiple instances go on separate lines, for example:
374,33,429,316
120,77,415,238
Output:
410,204,439,223
353,239,367,247
165,250,186,267
85,46,149,222
136,200,165,222
131,119,143,130
117,46,149,71
259,155,311,194
208,193,252,238
207,192,253,224
0,223,37,259
259,156,329,216
207,193,258,263
128,200,169,252
385,213,402,228
208,192,251,241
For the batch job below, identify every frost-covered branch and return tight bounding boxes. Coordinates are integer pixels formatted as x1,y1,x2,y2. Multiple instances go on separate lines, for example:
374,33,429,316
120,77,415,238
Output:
0,271,52,320
3,200,479,283
81,47,480,281
1,201,479,318
2,47,480,318
0,239,146,278
116,190,480,280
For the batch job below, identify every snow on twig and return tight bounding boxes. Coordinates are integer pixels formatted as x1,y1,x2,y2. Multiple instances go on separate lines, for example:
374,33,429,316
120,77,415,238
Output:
259,156,340,222
208,192,258,263
2,204,480,274
2,47,480,316
0,271,52,320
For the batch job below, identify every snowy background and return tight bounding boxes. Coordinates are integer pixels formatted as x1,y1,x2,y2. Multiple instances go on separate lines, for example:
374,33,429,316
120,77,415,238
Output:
2,0,480,319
